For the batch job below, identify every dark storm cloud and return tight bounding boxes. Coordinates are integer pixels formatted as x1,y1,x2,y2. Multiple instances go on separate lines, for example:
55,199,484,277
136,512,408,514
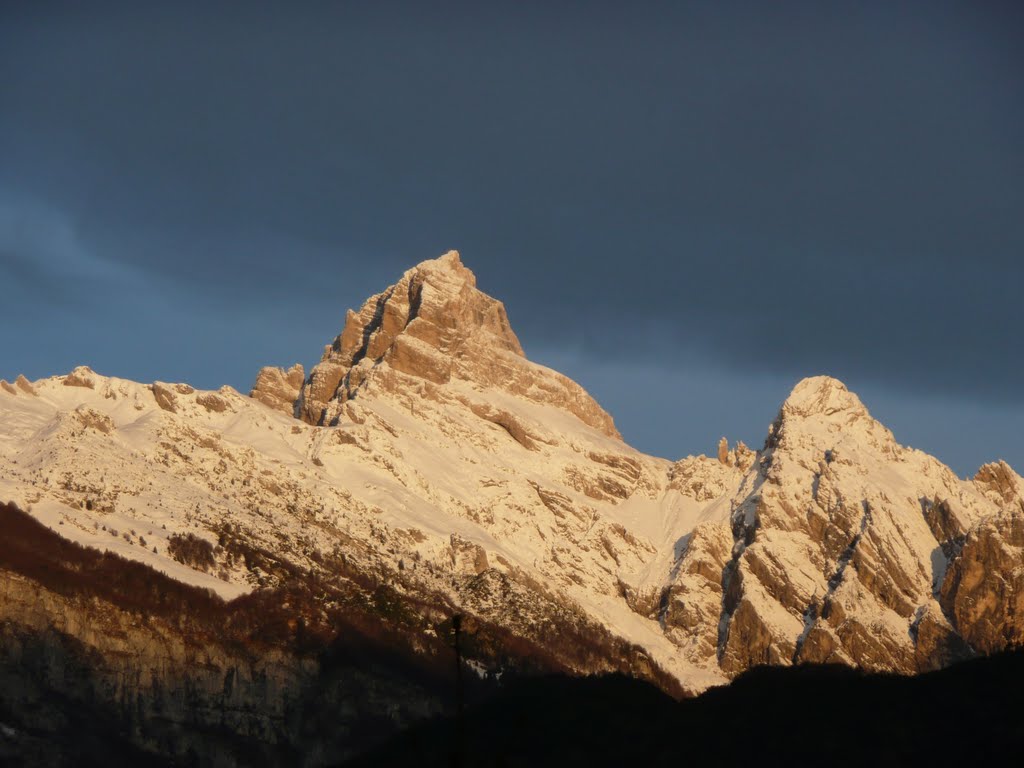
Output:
2,1,1022,471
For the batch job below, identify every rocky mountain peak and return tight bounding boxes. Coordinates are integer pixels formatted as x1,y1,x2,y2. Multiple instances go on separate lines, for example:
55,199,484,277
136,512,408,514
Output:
764,375,894,463
332,249,524,371
779,376,867,420
974,460,1024,507
263,251,619,438
296,250,524,424
412,248,474,284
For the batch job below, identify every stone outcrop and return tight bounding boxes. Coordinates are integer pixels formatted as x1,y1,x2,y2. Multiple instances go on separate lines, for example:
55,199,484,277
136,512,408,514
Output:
449,534,490,575
294,251,620,438
196,392,230,413
73,406,115,434
668,455,738,502
1,374,38,397
63,366,97,389
250,363,304,415
660,521,733,661
974,461,1023,506
941,506,1024,654
715,438,756,471
731,441,756,471
151,382,179,413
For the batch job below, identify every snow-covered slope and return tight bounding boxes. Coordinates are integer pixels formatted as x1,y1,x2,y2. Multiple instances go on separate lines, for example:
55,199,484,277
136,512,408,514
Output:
2,251,1021,693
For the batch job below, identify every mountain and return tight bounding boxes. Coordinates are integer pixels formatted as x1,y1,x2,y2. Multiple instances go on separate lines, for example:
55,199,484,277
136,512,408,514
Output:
1,250,1022,764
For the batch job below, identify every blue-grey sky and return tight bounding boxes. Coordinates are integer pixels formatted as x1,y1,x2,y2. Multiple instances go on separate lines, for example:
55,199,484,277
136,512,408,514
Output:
2,2,1022,475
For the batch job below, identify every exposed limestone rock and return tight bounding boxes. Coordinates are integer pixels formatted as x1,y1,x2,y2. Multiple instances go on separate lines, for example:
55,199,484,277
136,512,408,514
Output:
974,461,1023,507
296,251,620,438
740,531,826,616
73,406,114,434
779,375,871,421
922,497,970,553
797,621,847,664
7,265,1024,707
731,440,755,472
449,534,489,575
63,366,97,389
15,375,36,396
251,363,304,416
469,403,539,451
667,455,737,502
151,382,178,413
716,437,730,465
941,506,1024,654
618,579,663,618
0,380,16,395
913,604,971,672
720,586,799,674
661,522,733,661
196,392,230,413
564,462,638,503
301,358,347,425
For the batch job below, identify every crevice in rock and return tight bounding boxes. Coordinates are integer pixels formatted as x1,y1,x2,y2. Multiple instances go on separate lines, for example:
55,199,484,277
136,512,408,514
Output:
715,475,764,664
656,587,672,631
351,287,397,368
792,601,820,663
819,500,871,622
792,500,872,662
407,277,423,324
919,497,966,566
667,533,692,583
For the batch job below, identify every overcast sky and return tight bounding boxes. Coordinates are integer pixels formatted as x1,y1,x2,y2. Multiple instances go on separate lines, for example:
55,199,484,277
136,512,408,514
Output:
2,1,1022,475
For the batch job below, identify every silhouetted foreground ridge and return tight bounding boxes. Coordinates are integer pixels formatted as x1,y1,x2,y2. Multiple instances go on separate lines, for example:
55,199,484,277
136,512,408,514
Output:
346,651,1024,768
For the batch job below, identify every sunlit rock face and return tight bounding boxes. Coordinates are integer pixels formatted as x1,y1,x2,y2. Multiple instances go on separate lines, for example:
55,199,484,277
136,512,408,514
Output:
251,363,304,416
941,504,1024,654
295,250,620,439
711,376,1013,676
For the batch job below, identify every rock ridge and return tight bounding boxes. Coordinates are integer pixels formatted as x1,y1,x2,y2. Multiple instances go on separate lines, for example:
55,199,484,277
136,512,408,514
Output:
268,250,620,438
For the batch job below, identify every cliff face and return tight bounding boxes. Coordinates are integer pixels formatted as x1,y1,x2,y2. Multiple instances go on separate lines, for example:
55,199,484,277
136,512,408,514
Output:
2,252,1023,763
297,251,620,439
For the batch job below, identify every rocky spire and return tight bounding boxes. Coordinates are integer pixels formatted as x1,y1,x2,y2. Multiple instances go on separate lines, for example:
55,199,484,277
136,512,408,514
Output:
297,250,523,423
258,250,620,438
717,437,730,465
14,375,36,395
778,376,867,420
974,460,1024,506
251,364,305,416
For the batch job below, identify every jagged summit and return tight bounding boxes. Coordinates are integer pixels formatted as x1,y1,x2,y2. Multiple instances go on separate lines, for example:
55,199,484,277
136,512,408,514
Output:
780,375,867,419
297,249,524,424
974,460,1024,506
763,374,893,465
257,250,620,438
337,249,524,365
